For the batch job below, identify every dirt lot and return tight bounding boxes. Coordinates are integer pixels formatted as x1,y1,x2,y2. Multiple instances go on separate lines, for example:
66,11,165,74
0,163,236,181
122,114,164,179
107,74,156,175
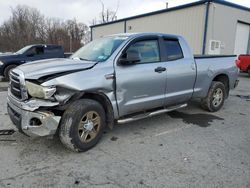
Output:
0,74,249,188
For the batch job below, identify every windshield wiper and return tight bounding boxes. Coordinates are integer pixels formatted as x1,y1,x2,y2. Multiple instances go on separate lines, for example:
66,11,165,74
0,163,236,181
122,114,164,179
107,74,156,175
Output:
72,57,102,66
79,58,92,61
71,57,92,61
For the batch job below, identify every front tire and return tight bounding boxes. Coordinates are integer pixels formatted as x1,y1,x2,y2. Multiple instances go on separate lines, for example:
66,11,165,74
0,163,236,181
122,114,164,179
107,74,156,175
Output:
248,68,250,77
59,99,106,152
201,81,226,112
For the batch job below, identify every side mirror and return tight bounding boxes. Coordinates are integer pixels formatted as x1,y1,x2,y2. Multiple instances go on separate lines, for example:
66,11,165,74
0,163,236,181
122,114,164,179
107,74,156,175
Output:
118,50,141,65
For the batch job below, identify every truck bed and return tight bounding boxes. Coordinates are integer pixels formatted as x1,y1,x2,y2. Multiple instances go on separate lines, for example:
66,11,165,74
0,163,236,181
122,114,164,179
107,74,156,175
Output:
192,55,238,99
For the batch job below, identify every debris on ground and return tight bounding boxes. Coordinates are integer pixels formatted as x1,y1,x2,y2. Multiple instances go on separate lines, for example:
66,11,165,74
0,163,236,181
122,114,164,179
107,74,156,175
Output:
110,136,118,141
235,95,250,101
0,129,15,136
74,180,80,185
183,157,189,162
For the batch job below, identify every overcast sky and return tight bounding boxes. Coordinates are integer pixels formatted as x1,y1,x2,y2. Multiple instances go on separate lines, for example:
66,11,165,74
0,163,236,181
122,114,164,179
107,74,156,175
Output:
0,0,249,26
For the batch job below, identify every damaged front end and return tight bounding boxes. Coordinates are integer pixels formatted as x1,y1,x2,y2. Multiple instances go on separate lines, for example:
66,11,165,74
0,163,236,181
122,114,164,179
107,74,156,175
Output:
7,98,60,137
7,69,76,137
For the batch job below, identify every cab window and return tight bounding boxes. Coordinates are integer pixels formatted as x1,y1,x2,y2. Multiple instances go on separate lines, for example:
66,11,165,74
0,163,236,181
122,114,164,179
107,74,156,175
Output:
35,46,44,55
27,46,44,56
164,39,183,61
126,40,160,63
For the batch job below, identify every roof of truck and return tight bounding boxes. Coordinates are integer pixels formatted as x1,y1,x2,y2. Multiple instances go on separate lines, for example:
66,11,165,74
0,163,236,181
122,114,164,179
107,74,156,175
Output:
106,32,182,39
28,44,62,48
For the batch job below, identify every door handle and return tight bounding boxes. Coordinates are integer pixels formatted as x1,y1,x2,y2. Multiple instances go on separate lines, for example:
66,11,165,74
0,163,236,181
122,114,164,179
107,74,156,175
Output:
154,67,166,73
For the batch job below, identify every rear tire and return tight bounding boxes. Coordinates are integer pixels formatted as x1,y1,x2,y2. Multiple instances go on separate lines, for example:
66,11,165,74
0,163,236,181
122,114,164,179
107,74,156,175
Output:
59,99,106,152
3,65,17,80
248,68,250,77
201,81,226,112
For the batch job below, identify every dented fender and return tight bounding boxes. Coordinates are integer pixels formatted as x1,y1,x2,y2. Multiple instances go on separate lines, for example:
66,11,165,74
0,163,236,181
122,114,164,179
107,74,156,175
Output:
41,63,119,120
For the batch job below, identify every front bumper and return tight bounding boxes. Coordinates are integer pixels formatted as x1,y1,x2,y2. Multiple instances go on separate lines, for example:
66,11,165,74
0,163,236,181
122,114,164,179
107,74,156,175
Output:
7,95,61,137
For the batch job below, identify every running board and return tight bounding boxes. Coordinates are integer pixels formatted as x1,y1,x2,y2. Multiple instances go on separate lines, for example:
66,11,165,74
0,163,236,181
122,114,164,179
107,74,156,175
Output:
117,103,187,124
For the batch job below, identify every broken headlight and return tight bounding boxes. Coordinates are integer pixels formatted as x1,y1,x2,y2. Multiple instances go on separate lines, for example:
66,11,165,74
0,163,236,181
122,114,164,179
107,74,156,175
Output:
26,81,56,99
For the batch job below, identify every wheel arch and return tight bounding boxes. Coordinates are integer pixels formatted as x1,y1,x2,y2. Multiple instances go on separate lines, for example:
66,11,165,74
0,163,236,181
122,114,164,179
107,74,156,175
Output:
3,63,19,77
212,73,229,98
80,92,115,129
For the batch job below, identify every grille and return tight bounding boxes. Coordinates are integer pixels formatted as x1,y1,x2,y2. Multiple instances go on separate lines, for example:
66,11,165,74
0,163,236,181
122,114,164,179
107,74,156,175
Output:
9,70,27,100
10,71,22,99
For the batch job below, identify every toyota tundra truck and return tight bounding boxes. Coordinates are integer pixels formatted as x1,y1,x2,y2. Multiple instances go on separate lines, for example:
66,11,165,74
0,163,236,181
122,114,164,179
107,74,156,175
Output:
7,33,239,152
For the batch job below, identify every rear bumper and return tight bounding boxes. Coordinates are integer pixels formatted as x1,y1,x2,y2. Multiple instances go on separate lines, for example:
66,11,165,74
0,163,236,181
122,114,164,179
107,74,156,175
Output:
7,95,61,137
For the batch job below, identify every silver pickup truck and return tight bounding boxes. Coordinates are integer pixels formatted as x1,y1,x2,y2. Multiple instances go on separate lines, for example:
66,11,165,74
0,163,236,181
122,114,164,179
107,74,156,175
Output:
7,33,239,152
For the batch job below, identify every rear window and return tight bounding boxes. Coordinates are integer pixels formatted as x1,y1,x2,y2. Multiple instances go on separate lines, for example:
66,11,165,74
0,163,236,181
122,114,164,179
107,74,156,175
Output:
164,39,183,61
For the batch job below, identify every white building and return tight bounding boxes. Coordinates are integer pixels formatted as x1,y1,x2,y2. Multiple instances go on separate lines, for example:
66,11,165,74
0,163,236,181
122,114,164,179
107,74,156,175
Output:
90,0,250,55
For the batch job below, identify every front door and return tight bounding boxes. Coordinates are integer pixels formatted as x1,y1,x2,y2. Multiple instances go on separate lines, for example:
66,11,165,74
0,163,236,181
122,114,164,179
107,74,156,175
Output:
115,38,167,116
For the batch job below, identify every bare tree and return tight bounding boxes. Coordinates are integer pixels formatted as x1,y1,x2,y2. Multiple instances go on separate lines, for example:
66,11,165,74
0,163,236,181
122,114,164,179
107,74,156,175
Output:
99,0,119,23
0,5,90,52
65,19,89,51
0,5,45,51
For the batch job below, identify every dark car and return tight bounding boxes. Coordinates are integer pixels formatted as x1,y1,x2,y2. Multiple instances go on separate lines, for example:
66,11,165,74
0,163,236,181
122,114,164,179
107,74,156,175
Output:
0,44,70,80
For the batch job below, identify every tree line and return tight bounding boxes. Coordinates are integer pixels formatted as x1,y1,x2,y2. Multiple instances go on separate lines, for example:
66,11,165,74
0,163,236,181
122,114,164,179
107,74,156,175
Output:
0,3,118,53
0,5,90,52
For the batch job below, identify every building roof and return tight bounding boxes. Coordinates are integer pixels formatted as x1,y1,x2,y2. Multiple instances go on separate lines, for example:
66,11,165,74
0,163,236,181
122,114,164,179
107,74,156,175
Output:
90,0,250,28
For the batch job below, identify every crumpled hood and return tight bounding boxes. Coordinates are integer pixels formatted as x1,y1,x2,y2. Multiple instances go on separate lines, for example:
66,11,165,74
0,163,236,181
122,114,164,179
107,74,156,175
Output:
17,58,96,79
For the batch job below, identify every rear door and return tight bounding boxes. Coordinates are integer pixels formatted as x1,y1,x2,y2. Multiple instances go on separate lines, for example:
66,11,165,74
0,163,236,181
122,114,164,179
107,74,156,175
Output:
115,37,167,116
161,38,196,106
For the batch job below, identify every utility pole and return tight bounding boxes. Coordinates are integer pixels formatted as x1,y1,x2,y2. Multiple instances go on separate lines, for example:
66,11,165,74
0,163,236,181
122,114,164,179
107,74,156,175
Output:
68,31,72,53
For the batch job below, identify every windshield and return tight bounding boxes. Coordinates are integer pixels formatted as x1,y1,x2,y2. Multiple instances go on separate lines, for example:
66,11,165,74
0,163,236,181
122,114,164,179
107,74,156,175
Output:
16,45,32,54
71,36,128,62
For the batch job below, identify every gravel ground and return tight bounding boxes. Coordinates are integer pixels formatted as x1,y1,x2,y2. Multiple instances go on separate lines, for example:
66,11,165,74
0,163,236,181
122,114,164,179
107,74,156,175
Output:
0,73,249,188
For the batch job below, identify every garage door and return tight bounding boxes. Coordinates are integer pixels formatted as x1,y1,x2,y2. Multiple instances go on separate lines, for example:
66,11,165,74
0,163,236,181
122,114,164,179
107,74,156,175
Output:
234,22,250,55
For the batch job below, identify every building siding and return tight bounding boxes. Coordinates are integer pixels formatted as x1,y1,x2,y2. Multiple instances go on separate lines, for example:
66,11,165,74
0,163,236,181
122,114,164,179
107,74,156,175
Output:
125,5,206,54
92,21,125,39
92,5,206,55
91,1,250,55
206,3,250,55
